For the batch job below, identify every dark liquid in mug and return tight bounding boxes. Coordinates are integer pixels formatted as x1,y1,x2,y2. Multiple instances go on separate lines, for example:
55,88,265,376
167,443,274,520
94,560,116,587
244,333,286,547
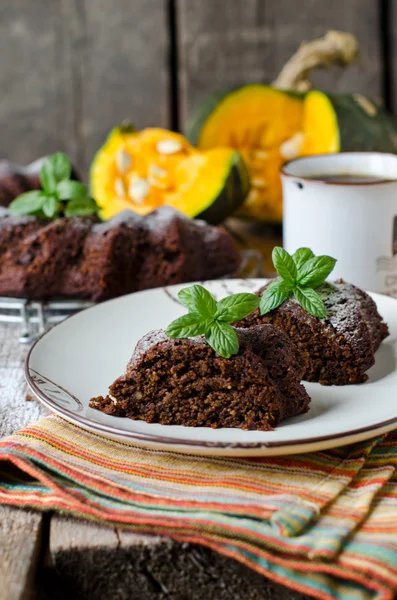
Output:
307,173,394,183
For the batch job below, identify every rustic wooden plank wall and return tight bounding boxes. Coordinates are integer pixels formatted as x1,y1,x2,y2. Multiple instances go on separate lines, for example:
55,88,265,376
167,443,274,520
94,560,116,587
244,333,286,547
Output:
177,0,384,123
0,0,392,177
0,0,169,176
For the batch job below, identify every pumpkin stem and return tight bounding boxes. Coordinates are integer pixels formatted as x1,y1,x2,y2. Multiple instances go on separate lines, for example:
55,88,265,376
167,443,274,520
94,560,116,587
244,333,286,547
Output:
272,30,359,92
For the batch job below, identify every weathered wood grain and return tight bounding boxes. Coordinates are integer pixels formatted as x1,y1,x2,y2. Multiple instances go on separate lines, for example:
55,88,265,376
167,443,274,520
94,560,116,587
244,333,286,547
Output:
61,0,170,172
0,323,46,438
0,322,46,600
0,0,170,177
0,1,74,166
42,516,309,600
177,0,383,123
0,506,43,600
388,1,397,115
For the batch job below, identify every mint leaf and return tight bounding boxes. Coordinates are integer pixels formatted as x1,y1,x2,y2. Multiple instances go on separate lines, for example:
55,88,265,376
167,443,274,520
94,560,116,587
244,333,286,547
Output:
294,286,326,318
297,255,337,288
40,165,56,194
42,195,59,218
259,280,292,315
8,191,47,216
272,247,297,283
64,197,98,217
167,286,260,358
10,153,98,221
166,312,211,338
40,152,72,194
57,180,88,201
185,285,217,318
293,247,315,271
51,153,72,181
215,293,260,322
206,321,239,359
178,288,196,312
40,153,71,193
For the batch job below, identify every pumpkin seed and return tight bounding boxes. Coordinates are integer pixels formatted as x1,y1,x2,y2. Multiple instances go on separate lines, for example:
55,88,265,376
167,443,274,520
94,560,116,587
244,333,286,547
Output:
279,132,304,160
253,150,268,160
129,177,150,203
116,148,132,173
114,178,126,196
148,164,168,189
245,189,259,206
150,164,167,178
156,139,183,155
251,177,268,189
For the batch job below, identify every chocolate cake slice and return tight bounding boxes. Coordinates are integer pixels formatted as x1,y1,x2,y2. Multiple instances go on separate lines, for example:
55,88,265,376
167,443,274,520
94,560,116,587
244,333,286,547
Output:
236,280,389,386
0,207,241,301
89,325,310,431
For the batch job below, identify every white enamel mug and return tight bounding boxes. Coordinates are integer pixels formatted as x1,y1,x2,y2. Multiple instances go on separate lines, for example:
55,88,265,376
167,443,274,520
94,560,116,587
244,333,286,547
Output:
281,152,397,296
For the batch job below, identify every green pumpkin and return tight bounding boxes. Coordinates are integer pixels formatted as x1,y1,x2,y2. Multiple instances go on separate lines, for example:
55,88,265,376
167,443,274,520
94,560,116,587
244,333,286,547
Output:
91,126,250,225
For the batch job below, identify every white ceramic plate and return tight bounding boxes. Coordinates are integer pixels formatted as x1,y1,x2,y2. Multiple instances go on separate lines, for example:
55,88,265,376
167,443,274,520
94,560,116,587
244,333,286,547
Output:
26,279,397,457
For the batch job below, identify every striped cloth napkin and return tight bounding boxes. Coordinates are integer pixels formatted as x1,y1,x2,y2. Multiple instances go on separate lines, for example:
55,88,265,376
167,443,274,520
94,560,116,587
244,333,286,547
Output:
1,415,397,600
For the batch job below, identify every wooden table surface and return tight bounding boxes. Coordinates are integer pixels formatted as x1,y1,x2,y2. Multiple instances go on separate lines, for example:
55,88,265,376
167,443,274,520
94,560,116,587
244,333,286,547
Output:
0,235,314,600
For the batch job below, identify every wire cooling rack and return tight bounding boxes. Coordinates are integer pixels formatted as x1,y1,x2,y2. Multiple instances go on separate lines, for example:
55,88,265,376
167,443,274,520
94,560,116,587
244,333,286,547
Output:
0,297,94,344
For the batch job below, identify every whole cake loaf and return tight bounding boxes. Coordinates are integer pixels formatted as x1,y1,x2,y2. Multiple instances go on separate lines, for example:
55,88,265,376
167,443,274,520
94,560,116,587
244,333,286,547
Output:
236,280,389,385
0,206,241,301
90,325,310,430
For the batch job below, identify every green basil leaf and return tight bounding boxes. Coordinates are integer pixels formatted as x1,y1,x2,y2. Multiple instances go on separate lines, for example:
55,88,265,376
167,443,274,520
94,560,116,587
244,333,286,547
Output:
292,247,315,271
206,321,239,358
8,191,47,216
177,287,196,312
296,255,337,288
294,286,327,318
166,312,211,338
259,280,292,315
57,180,88,201
215,293,259,322
185,284,217,318
64,197,98,217
42,195,59,218
272,247,297,284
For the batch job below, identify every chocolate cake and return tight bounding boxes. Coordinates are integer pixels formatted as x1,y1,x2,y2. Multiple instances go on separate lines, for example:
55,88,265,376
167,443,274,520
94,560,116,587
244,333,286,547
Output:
90,325,310,430
236,280,389,385
0,206,240,301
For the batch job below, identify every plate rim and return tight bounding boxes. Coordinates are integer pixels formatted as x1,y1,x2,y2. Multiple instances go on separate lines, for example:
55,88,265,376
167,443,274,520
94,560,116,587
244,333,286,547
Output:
25,281,397,452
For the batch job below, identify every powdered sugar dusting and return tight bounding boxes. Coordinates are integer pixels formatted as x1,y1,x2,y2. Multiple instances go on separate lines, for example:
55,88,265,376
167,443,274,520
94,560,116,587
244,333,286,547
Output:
93,210,144,233
143,206,187,233
0,214,37,227
318,282,364,334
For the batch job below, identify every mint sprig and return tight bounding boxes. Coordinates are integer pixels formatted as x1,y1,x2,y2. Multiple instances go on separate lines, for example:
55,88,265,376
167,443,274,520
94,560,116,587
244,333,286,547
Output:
8,153,99,220
260,247,336,318
166,284,260,358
